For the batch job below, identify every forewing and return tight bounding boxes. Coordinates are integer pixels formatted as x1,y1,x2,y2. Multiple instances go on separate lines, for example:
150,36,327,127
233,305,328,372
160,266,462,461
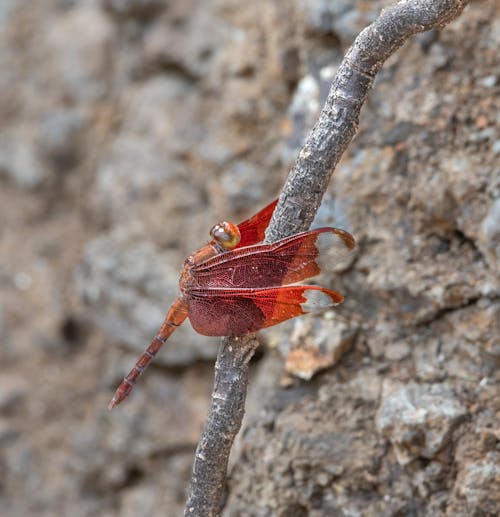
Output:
191,227,355,289
188,286,343,336
236,198,278,248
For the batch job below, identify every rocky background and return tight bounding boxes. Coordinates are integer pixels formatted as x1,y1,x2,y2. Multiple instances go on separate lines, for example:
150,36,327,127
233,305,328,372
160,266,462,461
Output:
0,0,499,516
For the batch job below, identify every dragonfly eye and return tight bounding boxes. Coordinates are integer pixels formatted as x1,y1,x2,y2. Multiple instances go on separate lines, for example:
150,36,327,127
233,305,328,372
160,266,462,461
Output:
210,221,241,250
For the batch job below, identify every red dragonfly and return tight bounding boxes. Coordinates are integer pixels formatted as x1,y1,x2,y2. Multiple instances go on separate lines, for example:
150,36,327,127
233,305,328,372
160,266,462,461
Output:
109,199,355,409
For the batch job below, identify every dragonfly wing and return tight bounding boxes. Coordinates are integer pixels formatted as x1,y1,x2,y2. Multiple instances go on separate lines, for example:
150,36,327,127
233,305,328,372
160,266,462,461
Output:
191,227,355,289
236,198,278,248
188,286,343,336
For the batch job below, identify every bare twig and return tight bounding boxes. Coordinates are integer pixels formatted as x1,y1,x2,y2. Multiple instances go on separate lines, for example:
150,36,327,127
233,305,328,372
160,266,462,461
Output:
184,335,259,516
184,1,469,515
266,0,469,241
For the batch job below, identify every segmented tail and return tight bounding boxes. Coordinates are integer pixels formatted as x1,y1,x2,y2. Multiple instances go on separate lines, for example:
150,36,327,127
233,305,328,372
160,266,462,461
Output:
108,298,188,409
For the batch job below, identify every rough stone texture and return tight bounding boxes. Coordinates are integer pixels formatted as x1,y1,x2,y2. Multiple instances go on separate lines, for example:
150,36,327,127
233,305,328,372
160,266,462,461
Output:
376,381,468,465
269,312,358,381
0,0,498,516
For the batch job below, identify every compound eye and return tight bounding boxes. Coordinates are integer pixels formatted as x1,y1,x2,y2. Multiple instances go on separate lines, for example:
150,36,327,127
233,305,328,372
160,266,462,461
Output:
210,221,241,250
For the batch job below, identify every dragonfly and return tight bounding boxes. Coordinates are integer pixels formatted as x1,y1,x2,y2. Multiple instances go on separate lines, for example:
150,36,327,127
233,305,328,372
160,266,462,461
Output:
109,198,355,409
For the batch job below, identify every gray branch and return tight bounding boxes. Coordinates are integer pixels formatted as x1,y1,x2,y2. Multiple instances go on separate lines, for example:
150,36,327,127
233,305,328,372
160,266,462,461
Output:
267,0,469,241
184,1,470,515
184,335,259,516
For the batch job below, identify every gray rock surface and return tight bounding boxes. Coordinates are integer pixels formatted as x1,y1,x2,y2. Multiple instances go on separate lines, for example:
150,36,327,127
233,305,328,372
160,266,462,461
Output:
0,0,498,516
376,381,468,465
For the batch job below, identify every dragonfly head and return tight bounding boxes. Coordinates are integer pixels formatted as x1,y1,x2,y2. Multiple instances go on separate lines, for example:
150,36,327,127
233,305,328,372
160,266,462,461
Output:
210,220,241,251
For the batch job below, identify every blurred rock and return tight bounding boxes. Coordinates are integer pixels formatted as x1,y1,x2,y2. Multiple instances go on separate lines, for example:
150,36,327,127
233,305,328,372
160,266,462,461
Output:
219,161,271,212
120,485,159,517
0,127,45,188
427,42,453,72
283,74,320,165
413,461,446,499
143,4,218,80
447,301,500,358
104,0,166,19
384,340,411,362
0,375,27,412
298,0,379,45
0,0,18,30
0,417,20,444
91,76,200,223
376,381,468,465
39,110,87,172
480,197,500,271
43,3,113,102
457,453,500,515
413,339,447,383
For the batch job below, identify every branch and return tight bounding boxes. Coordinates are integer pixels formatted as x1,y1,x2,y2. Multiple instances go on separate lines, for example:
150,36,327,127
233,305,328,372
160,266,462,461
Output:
184,1,469,515
184,335,259,517
266,0,469,241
